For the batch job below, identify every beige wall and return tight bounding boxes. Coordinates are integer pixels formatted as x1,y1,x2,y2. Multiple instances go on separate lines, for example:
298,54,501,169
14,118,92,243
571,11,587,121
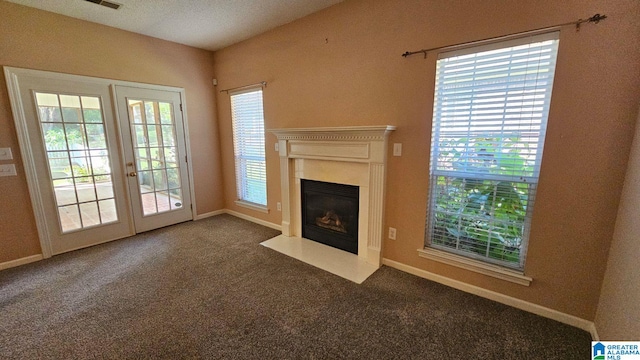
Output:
595,105,640,340
0,2,224,263
213,0,640,320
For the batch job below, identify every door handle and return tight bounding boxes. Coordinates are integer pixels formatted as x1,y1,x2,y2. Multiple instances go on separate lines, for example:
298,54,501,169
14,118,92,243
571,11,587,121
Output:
128,172,137,177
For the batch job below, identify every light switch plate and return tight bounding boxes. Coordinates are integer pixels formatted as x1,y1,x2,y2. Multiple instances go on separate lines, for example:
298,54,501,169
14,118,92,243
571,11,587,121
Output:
393,143,402,156
275,143,279,152
388,227,397,240
0,164,17,176
0,148,13,160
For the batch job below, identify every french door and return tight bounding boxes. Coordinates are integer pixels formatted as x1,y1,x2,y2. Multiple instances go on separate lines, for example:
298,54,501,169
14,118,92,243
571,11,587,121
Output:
5,68,193,256
114,86,192,232
11,73,133,254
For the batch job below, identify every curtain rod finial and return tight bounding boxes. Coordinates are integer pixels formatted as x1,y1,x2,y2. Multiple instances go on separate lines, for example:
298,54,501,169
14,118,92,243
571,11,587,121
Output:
589,13,607,24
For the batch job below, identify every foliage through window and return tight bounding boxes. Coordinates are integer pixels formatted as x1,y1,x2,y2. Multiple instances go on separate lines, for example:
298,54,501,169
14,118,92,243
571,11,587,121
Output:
230,88,267,207
426,32,560,270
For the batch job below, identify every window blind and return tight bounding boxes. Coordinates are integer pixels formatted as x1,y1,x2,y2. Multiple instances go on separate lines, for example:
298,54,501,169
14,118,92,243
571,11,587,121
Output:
230,88,267,206
427,32,559,269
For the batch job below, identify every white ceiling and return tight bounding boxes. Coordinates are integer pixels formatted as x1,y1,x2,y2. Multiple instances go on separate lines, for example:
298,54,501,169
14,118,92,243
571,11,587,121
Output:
5,0,344,51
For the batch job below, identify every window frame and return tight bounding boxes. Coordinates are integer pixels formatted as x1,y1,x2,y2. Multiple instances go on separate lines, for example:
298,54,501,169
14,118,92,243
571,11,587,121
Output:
424,31,560,276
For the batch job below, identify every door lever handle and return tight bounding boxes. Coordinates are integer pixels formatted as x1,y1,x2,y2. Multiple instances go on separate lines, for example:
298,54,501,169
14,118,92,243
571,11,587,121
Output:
128,172,137,177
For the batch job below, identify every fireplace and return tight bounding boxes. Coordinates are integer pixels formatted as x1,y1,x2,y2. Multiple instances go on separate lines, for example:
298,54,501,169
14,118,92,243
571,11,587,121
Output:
301,180,359,254
263,126,395,282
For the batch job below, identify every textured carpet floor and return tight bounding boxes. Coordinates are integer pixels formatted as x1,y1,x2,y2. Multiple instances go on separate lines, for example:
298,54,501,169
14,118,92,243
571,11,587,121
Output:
0,214,591,359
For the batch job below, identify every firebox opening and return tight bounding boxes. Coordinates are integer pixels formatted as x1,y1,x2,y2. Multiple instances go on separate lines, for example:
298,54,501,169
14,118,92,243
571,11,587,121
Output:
301,179,359,254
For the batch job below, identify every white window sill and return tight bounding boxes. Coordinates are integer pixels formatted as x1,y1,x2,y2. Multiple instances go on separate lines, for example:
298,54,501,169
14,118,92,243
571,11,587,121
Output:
417,247,532,286
235,200,269,213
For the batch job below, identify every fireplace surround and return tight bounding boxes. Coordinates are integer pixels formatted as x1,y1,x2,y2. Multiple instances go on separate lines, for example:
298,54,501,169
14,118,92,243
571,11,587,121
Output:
268,126,395,271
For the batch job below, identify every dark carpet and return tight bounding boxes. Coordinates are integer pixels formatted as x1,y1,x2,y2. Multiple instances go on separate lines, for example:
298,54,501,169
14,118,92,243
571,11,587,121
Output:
0,214,591,359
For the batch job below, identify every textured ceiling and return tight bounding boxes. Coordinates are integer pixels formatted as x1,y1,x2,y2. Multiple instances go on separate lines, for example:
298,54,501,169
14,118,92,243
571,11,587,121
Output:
5,0,344,51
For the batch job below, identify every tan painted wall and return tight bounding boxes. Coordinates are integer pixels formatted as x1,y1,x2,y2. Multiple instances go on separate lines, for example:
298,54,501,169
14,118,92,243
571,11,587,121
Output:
0,2,224,263
595,106,640,340
213,0,640,320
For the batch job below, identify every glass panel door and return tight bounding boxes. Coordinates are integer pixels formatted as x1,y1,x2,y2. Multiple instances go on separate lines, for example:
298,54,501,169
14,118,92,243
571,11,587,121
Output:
128,100,184,216
8,70,133,255
115,86,192,233
36,92,118,233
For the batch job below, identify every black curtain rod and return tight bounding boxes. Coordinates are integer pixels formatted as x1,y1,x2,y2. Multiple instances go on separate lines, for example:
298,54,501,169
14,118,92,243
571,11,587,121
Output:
220,81,267,94
401,13,607,59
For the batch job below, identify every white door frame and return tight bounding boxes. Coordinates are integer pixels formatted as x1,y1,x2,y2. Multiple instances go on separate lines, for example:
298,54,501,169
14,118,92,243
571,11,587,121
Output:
4,66,198,258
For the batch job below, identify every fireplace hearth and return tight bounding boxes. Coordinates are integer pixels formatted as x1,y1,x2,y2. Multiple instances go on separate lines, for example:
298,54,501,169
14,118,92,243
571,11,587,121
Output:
301,180,359,254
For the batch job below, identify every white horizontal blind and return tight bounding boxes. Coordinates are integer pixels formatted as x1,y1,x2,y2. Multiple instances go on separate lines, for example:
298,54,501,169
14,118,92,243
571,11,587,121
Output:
231,88,267,206
427,32,559,269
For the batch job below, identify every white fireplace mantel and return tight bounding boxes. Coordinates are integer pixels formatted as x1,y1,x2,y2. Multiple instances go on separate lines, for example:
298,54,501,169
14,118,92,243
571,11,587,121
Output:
269,126,396,270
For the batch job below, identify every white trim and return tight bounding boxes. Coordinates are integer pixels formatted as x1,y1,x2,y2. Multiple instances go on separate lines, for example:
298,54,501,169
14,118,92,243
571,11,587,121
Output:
194,209,226,220
178,90,198,221
4,67,186,92
108,84,137,236
4,67,53,258
270,125,396,141
382,258,596,337
418,248,532,286
224,209,281,231
235,200,269,213
589,323,600,341
0,254,44,271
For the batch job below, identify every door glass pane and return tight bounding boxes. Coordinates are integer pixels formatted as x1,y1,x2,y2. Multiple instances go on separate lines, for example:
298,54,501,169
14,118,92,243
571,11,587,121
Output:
82,96,103,123
35,92,118,233
99,199,117,223
133,125,147,147
58,205,81,232
128,99,184,216
144,102,157,123
86,124,106,149
79,202,100,227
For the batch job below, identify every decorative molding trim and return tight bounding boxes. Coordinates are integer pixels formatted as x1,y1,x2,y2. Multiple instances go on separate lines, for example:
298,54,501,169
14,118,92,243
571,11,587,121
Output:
225,209,282,231
418,248,532,286
382,258,596,337
0,254,44,271
289,141,370,160
368,163,385,250
194,209,226,220
269,126,396,142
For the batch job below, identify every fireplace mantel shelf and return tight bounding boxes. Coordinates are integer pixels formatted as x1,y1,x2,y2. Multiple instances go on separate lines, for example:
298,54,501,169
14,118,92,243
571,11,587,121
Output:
269,125,396,141
265,125,395,283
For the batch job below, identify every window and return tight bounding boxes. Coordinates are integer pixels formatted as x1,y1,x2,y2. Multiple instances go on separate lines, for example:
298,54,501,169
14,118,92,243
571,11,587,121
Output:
426,32,560,270
230,88,267,208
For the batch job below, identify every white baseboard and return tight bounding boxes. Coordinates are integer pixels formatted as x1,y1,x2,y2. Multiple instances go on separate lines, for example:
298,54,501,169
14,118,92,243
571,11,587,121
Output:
589,323,600,341
195,209,226,220
382,258,597,338
0,254,43,271
224,209,282,231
